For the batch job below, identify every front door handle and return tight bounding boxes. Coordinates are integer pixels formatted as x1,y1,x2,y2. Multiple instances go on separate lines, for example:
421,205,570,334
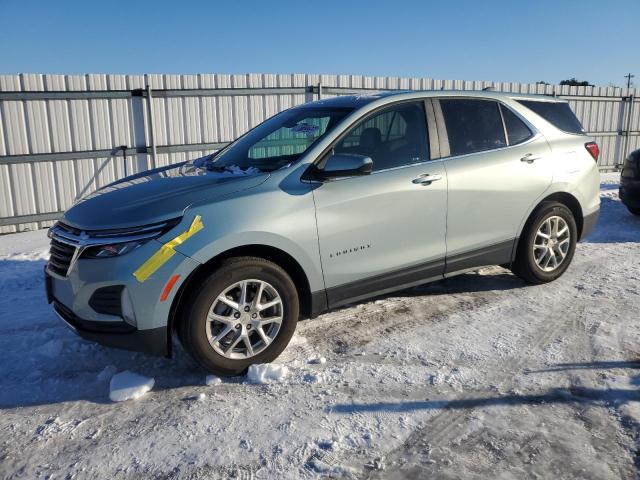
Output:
412,173,443,185
521,153,541,164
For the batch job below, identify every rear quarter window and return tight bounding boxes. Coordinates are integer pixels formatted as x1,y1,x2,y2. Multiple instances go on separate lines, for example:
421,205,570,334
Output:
500,105,533,145
517,100,585,135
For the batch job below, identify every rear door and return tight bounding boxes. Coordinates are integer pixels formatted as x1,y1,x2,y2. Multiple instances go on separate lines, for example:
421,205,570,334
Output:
435,98,553,273
311,100,448,307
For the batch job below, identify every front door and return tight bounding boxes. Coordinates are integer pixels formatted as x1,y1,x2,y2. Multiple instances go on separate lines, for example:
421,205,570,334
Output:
311,101,448,307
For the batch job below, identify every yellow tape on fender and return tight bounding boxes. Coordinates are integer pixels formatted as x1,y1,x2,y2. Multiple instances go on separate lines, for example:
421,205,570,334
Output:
133,215,204,283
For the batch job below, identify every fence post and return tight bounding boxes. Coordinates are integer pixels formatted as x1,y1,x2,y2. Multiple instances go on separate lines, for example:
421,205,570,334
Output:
131,89,148,173
622,94,635,163
145,84,158,168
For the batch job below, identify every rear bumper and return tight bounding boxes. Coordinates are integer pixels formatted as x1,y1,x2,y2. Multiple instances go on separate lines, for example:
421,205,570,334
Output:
52,299,168,356
580,208,600,240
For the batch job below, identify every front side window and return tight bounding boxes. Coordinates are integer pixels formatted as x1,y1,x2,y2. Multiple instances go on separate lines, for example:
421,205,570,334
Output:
334,101,429,171
207,107,353,172
440,99,507,156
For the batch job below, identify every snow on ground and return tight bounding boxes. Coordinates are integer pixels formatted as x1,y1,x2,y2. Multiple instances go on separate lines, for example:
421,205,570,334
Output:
0,173,639,479
247,364,289,384
108,371,155,403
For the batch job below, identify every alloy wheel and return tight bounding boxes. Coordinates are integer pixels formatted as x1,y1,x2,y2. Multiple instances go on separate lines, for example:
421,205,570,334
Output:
532,215,571,272
205,279,283,359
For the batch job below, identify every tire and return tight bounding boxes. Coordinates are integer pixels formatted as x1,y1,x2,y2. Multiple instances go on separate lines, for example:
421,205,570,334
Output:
178,257,299,376
511,201,578,285
627,206,640,216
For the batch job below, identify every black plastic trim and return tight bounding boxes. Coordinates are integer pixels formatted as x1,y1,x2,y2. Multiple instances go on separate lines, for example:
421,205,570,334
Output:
445,239,515,274
580,209,600,240
318,239,518,313
53,300,167,356
326,259,445,309
88,285,124,317
310,290,329,318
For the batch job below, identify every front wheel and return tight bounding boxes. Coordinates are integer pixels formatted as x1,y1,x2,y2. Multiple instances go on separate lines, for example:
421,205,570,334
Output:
178,257,299,376
512,202,577,284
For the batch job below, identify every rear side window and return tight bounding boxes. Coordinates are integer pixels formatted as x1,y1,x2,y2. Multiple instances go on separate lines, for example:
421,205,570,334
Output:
440,99,507,156
517,100,585,134
500,105,533,145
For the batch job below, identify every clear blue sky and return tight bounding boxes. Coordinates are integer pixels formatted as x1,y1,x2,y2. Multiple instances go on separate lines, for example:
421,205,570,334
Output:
0,0,638,87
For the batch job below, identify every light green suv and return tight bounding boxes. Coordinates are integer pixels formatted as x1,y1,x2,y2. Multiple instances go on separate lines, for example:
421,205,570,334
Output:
46,90,601,375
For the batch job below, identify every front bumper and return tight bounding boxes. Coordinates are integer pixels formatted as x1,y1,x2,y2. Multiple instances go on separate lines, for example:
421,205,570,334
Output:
45,237,200,356
51,297,168,356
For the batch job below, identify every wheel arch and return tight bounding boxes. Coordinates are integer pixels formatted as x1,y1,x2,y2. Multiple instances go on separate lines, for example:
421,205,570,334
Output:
536,192,584,239
514,191,584,263
167,244,317,356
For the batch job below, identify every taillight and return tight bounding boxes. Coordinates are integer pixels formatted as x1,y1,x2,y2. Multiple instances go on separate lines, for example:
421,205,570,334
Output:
585,142,599,162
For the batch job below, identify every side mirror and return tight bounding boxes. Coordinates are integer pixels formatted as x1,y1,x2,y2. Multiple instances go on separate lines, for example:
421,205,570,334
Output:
314,154,373,180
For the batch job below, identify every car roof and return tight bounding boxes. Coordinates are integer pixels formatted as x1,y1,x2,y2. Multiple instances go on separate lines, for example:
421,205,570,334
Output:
300,89,567,109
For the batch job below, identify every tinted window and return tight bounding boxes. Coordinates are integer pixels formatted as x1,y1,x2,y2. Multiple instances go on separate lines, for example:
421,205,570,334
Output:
440,99,507,156
334,102,429,171
500,105,533,145
517,100,584,134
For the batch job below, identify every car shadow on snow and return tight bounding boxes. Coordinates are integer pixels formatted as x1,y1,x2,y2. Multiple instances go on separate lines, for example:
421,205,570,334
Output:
329,360,640,415
0,259,524,410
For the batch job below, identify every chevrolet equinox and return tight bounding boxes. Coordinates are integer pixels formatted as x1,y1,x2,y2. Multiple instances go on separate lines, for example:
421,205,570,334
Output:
45,91,601,375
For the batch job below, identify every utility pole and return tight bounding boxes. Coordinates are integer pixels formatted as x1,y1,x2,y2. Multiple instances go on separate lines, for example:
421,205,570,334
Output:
625,73,635,89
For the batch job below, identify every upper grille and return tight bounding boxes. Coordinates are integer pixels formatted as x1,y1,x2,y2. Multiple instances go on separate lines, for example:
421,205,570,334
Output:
48,238,76,277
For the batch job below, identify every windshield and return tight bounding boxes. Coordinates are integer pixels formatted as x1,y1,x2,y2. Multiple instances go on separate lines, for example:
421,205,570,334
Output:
205,106,353,172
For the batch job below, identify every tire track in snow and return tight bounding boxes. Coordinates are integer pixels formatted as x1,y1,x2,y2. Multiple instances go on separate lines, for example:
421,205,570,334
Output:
311,259,601,477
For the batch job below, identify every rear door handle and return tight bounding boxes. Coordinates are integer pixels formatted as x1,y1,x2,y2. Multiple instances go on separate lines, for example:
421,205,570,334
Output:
412,173,443,185
521,153,541,164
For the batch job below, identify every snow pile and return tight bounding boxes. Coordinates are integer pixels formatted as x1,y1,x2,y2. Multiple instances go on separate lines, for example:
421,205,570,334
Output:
246,364,289,384
308,356,327,365
109,371,154,402
205,375,222,386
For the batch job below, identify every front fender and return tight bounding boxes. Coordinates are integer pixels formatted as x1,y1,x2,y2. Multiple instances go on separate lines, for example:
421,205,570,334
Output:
170,183,325,293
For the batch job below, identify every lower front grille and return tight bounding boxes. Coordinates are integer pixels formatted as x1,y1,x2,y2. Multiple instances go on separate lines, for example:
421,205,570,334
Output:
89,285,124,316
48,238,76,276
53,300,135,333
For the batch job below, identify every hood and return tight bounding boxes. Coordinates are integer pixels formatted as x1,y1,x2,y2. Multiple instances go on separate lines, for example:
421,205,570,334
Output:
62,161,269,230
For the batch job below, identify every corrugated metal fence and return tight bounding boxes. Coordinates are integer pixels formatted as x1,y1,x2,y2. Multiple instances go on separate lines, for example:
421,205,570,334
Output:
0,73,638,233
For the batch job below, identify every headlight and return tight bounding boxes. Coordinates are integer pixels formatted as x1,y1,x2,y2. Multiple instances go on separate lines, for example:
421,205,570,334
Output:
83,239,149,258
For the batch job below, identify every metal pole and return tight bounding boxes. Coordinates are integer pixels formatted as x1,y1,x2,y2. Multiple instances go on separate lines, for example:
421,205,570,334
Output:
317,80,322,101
625,73,634,90
121,145,128,177
622,94,635,162
146,84,158,167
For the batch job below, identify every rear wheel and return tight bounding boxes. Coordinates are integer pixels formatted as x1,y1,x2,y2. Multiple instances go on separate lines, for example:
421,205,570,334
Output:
178,257,299,376
512,202,577,284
